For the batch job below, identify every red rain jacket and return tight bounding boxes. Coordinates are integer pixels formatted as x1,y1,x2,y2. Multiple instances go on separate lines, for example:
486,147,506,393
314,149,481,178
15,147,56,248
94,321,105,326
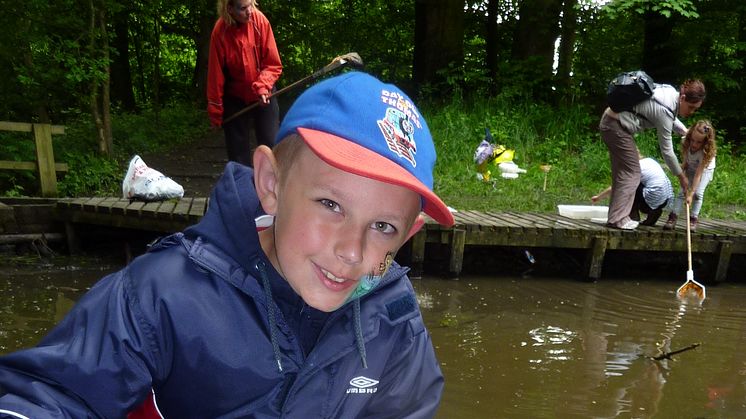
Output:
206,9,282,127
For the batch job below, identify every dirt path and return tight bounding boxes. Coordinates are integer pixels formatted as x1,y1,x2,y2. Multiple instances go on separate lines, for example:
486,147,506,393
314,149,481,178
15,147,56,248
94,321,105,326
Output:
139,130,228,198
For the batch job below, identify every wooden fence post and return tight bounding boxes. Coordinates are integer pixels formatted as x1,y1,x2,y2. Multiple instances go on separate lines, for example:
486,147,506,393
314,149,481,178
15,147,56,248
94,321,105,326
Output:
449,228,466,277
33,123,58,197
714,240,733,283
585,235,608,280
409,229,427,279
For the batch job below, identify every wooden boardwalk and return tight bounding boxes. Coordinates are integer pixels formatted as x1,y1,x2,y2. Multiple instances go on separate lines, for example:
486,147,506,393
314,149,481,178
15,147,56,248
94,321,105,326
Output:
54,197,746,282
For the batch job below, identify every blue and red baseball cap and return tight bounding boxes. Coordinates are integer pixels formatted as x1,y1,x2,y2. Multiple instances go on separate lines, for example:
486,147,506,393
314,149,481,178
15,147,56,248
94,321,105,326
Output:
276,71,454,227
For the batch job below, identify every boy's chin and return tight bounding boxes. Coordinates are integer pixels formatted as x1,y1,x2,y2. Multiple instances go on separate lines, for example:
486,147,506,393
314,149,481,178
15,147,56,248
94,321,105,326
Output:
302,292,353,313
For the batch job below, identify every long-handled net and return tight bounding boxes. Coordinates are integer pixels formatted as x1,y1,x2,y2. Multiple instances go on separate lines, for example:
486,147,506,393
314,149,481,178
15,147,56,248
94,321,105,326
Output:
676,202,706,303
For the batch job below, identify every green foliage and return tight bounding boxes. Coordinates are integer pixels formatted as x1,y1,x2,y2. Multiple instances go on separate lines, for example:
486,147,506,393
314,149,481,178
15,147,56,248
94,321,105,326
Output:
0,0,744,219
605,0,700,19
111,102,209,159
0,132,44,196
57,153,121,197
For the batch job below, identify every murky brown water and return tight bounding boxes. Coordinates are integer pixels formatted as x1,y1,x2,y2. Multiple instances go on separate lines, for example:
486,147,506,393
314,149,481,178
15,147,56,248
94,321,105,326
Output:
416,276,746,418
2,257,745,417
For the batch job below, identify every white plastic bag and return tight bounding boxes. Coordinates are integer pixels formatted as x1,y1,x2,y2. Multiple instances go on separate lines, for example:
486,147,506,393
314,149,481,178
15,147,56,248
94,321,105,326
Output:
122,155,184,201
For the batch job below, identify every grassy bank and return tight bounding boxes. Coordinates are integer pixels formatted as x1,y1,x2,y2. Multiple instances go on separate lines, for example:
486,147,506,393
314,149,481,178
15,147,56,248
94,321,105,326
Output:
426,96,746,220
2,96,745,221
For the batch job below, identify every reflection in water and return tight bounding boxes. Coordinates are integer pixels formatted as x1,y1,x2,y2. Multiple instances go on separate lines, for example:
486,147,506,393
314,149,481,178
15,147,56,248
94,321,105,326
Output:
2,260,746,417
414,276,746,419
0,256,119,352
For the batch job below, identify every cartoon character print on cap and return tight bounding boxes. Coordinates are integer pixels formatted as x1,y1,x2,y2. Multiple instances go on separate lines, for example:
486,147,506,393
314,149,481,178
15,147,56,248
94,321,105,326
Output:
378,89,422,168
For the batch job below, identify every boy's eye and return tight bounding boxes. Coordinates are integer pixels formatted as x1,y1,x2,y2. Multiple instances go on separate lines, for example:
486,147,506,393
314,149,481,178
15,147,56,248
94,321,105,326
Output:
372,221,396,234
319,198,341,213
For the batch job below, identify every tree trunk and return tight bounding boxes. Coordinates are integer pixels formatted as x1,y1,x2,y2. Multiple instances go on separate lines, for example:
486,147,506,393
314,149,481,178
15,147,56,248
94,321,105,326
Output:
133,28,146,105
99,8,113,155
111,6,136,111
193,1,215,105
413,0,465,95
556,0,578,102
641,10,676,84
485,0,499,90
89,0,112,156
153,15,161,124
510,0,563,98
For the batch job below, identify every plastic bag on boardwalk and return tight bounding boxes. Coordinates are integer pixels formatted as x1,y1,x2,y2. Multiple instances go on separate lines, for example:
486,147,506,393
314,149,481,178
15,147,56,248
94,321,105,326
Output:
122,155,184,201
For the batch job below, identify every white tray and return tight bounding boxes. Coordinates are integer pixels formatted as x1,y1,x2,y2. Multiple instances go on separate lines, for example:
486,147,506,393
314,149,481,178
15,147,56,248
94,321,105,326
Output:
557,205,609,220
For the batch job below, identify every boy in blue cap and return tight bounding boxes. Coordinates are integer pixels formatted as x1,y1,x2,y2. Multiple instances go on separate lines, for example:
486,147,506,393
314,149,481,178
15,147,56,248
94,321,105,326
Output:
0,72,455,418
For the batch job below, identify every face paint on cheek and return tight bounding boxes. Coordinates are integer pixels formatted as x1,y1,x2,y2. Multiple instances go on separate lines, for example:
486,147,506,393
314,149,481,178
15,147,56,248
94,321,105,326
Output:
379,252,394,275
338,252,395,307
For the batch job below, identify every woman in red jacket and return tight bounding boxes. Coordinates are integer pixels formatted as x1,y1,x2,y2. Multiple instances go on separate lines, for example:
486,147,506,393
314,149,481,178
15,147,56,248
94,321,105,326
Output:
207,0,282,166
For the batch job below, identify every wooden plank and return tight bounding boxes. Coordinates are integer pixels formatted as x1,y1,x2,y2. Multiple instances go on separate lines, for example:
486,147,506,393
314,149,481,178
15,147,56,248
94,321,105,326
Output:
125,201,146,216
508,212,556,229
699,219,746,235
0,161,67,171
501,212,543,238
0,121,65,134
481,212,524,227
172,198,193,221
188,197,208,220
457,210,497,235
500,212,546,231
110,199,130,215
62,197,91,211
58,208,191,233
458,211,500,227
82,197,107,212
33,123,58,197
141,201,163,218
156,200,177,218
96,197,121,214
545,214,589,230
454,210,485,226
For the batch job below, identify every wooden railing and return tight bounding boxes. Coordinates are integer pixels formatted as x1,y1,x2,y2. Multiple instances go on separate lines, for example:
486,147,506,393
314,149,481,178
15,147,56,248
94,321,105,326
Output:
0,121,68,197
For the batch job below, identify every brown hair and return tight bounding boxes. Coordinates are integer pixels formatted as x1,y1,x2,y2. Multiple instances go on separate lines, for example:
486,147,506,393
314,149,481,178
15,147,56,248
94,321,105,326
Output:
682,120,717,168
217,0,257,26
680,79,706,104
273,134,306,185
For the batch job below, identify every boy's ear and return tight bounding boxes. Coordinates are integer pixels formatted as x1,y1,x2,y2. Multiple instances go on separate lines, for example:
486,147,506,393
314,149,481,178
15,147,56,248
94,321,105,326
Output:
404,214,425,242
253,145,280,215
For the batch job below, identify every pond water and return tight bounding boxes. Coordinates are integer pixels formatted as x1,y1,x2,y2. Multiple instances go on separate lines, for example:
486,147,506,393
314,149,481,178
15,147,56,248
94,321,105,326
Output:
2,256,745,418
417,276,746,418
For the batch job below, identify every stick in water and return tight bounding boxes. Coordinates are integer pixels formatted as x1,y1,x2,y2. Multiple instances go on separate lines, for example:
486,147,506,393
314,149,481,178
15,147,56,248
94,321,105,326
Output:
650,342,701,361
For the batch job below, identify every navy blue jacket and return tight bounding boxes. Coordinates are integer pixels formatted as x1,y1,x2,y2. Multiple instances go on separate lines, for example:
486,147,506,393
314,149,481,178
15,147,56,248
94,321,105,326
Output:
0,163,443,418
